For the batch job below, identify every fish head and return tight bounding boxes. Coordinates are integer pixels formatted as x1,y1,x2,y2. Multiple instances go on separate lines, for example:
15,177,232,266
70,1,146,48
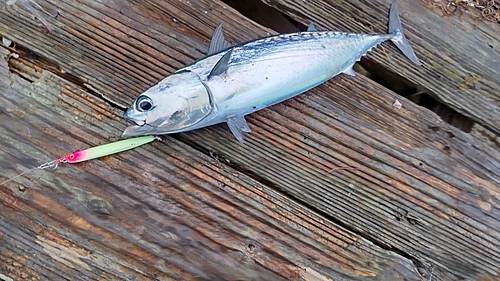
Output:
123,70,213,137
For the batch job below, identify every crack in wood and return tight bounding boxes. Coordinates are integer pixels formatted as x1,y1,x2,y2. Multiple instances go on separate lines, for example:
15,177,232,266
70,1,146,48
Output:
175,132,427,276
1,39,128,111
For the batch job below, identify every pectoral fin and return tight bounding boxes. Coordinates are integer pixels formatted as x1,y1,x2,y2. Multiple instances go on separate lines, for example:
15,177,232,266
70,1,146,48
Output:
208,24,232,55
208,48,233,78
227,115,251,143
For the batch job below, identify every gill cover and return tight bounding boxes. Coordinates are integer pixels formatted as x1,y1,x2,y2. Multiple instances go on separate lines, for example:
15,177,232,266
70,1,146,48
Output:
123,70,213,137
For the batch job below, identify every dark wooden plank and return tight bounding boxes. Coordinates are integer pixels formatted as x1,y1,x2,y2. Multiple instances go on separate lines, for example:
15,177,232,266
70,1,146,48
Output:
258,0,500,135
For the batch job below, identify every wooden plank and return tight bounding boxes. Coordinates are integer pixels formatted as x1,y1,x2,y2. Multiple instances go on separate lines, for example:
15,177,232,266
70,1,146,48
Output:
180,74,500,280
0,47,421,280
258,0,500,134
0,0,499,280
0,0,272,108
0,1,425,281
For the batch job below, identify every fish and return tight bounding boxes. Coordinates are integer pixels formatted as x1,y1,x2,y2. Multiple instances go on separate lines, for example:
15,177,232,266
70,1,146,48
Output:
123,1,421,142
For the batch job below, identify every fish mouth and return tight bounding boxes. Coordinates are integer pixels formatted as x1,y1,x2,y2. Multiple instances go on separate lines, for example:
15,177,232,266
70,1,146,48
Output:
123,123,155,137
123,110,146,126
130,119,146,126
122,113,150,137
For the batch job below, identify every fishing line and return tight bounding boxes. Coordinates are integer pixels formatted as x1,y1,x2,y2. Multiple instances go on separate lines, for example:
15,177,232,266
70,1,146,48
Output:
0,135,158,187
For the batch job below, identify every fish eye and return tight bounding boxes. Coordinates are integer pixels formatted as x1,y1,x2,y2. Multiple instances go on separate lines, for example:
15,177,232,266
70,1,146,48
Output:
136,96,153,112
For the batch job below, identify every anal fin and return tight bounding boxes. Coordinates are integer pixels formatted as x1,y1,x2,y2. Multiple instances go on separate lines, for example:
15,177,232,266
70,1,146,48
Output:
342,66,356,76
307,23,318,32
227,115,251,143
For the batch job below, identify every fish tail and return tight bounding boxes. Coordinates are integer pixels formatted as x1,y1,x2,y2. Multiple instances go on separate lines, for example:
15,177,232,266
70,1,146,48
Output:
388,1,421,66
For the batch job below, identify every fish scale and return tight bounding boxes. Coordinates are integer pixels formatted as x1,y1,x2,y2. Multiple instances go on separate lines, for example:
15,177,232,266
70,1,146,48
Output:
123,1,421,142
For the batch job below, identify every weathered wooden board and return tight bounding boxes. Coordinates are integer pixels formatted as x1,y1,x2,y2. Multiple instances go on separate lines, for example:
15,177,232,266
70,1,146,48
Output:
258,0,500,134
0,0,273,108
0,0,499,280
182,76,500,280
0,47,421,281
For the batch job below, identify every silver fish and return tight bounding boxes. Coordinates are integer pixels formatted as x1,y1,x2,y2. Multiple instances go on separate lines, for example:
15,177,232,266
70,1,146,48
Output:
123,1,420,142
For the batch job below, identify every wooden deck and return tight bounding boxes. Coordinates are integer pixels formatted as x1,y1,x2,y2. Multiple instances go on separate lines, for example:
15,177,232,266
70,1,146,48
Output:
0,0,499,280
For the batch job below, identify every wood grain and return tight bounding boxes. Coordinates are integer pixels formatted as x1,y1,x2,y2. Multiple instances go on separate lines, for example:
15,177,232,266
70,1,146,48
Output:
259,0,500,135
0,47,422,280
0,0,499,280
180,73,500,280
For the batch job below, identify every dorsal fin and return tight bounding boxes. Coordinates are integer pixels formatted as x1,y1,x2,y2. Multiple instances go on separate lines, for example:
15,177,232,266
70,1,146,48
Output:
208,23,232,55
208,48,233,78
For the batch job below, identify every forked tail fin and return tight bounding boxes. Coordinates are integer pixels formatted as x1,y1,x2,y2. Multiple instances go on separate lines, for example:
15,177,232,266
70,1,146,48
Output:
388,1,421,65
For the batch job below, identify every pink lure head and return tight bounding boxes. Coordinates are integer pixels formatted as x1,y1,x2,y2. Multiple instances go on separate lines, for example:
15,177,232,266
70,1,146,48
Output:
61,151,87,164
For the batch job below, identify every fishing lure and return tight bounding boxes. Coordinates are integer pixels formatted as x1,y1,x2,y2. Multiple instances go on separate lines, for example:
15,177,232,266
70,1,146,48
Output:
0,135,157,186
122,1,421,142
